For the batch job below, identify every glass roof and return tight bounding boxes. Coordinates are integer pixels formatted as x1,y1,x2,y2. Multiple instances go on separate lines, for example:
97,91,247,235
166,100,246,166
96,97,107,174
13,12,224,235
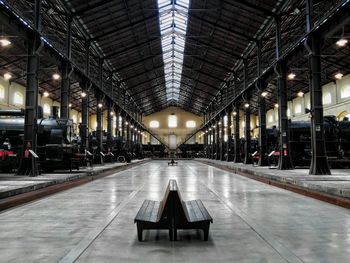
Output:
157,0,190,101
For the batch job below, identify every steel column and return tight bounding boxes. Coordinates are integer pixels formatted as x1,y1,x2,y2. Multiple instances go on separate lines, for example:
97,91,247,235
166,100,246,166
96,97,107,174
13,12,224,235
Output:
220,114,225,161
80,82,89,152
257,40,268,166
17,0,41,176
226,107,233,161
244,104,252,164
60,15,72,119
306,0,331,175
216,118,220,160
107,103,113,148
276,16,293,170
233,105,241,163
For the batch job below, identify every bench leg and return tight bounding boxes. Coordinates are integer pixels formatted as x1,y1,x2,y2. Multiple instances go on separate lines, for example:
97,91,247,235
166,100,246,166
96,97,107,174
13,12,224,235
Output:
174,228,177,241
137,223,143,241
203,223,210,241
169,228,173,241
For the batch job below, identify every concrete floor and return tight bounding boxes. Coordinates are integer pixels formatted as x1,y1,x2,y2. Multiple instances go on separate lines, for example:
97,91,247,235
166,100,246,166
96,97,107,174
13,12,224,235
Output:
0,161,350,263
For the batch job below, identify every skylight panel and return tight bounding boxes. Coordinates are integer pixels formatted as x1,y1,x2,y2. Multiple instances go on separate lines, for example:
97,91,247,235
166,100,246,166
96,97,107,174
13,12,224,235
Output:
157,0,190,102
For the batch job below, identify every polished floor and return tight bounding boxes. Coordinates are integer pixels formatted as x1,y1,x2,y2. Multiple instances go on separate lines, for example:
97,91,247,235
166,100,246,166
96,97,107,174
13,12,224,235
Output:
0,161,350,263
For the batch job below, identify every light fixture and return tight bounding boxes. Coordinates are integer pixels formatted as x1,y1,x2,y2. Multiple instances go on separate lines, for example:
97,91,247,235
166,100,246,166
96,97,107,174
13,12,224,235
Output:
110,111,114,116
334,72,343,80
218,121,222,125
274,103,279,108
43,91,49,97
244,103,249,108
81,91,87,98
336,38,348,47
297,91,304,97
69,103,72,108
3,72,12,80
131,125,134,128
0,38,11,47
134,128,137,131
52,73,61,80
288,73,296,80
125,121,128,125
233,111,237,116
261,91,268,97
98,103,103,108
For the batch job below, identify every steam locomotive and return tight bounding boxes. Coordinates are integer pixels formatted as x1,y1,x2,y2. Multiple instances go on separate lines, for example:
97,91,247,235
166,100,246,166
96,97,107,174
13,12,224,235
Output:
222,115,350,168
0,108,78,172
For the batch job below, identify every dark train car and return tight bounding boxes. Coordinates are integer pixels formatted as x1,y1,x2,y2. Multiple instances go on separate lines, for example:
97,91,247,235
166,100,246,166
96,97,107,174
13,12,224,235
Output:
0,109,78,172
142,144,166,158
178,143,204,158
36,117,77,172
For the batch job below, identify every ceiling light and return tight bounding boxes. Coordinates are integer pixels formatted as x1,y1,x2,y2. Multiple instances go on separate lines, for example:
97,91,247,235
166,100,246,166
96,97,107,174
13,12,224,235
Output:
52,73,61,80
244,103,249,108
274,103,279,108
297,91,304,97
3,72,12,80
336,38,348,47
261,91,268,97
43,91,49,97
69,103,72,108
110,111,114,116
0,38,11,47
334,72,343,80
233,111,237,116
98,103,103,108
81,91,87,98
125,122,128,125
288,73,296,80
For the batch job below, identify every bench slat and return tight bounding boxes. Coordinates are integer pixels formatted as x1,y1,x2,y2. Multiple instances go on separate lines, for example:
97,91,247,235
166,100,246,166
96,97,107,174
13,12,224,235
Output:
144,200,156,222
195,199,213,222
190,200,204,221
135,200,151,222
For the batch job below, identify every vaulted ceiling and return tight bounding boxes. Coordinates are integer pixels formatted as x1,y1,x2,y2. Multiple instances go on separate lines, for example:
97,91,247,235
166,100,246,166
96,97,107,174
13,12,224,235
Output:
0,0,349,116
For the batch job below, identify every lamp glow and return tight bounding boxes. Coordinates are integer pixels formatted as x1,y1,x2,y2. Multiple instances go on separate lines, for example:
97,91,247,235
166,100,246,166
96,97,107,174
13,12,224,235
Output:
52,73,61,80
0,38,11,47
335,72,343,80
336,38,348,47
3,72,12,80
288,73,296,80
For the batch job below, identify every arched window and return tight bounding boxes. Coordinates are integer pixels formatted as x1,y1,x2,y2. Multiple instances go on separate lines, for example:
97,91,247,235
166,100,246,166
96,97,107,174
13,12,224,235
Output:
43,103,51,115
186,120,196,128
0,84,5,99
294,103,302,114
13,91,23,105
72,115,77,123
322,92,332,105
149,120,159,128
341,86,350,99
168,115,177,128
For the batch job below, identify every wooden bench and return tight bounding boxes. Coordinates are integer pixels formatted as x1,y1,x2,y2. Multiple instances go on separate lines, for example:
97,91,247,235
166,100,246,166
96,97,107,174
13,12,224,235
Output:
134,180,213,241
172,181,213,241
134,181,174,241
168,159,178,166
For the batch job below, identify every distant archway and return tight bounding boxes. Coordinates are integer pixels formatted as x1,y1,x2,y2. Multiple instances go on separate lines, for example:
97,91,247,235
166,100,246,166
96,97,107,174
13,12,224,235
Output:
337,111,349,121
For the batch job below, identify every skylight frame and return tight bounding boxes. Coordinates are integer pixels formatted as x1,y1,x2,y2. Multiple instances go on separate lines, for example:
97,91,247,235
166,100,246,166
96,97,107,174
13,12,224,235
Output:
157,0,190,102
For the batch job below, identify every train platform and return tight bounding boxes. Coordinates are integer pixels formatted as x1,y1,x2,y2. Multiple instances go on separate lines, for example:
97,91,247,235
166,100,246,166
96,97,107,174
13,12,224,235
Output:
197,158,350,203
1,160,349,262
0,159,149,201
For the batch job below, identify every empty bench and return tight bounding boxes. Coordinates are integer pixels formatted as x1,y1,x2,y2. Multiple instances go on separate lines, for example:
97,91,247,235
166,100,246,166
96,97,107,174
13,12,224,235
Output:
168,159,178,166
134,181,173,241
172,181,213,241
134,179,213,241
